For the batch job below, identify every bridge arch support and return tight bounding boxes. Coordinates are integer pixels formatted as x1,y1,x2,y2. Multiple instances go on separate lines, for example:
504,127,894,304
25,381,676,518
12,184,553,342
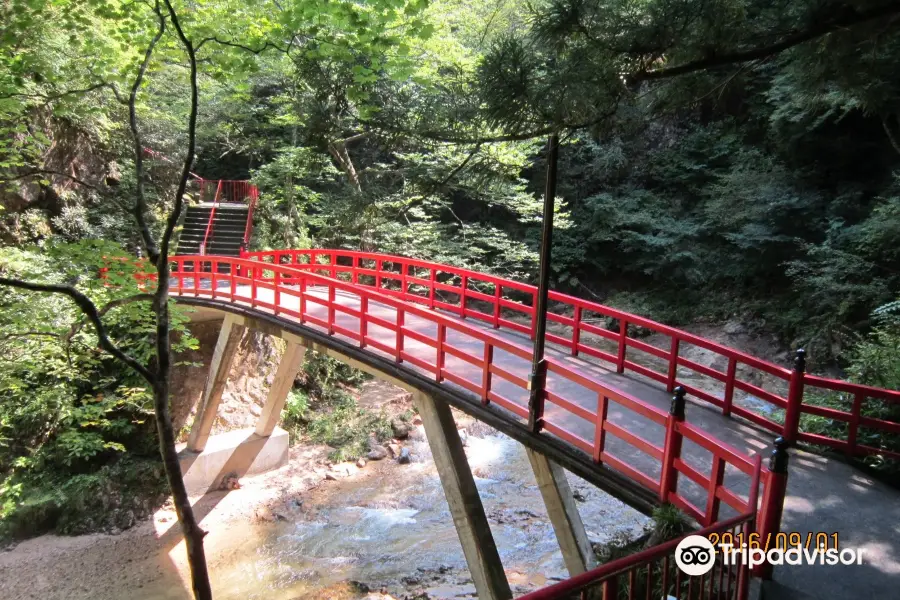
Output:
178,301,627,597
177,298,659,514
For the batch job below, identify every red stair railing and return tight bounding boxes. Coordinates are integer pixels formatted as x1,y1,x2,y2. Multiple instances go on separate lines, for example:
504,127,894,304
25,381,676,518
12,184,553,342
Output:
199,180,223,256
188,179,260,255
142,147,259,252
242,182,259,250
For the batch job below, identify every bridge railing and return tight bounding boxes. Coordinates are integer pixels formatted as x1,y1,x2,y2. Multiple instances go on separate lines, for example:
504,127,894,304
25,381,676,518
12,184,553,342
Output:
195,179,258,206
170,254,771,532
192,179,259,249
240,249,900,461
516,511,756,600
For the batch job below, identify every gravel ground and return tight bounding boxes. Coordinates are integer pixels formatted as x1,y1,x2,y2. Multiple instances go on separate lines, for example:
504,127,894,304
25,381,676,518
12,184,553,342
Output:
0,443,332,600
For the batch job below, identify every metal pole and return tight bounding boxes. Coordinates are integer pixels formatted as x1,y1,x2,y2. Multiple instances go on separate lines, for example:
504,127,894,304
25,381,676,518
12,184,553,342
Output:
529,133,559,433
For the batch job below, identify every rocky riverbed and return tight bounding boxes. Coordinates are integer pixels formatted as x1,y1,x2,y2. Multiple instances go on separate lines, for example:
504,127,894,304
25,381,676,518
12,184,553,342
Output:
0,386,649,600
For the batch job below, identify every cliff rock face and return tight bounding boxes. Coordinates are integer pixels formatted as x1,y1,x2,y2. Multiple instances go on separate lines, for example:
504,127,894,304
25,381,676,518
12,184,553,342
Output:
170,319,286,439
0,115,116,243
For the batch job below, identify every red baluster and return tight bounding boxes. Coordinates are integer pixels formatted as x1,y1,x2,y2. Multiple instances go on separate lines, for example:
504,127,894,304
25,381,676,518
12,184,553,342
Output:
572,305,582,356
667,337,680,392
617,319,628,373
723,357,737,417
755,437,790,580
493,283,501,329
847,391,863,457
395,308,404,361
593,394,609,463
659,387,686,504
481,343,493,404
459,274,467,318
782,349,806,444
436,324,446,382
360,295,368,348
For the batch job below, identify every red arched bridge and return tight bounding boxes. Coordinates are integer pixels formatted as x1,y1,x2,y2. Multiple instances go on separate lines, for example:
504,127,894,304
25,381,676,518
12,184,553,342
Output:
163,249,899,600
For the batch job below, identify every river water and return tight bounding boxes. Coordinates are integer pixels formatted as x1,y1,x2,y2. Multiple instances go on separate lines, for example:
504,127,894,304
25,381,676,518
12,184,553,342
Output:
137,424,649,599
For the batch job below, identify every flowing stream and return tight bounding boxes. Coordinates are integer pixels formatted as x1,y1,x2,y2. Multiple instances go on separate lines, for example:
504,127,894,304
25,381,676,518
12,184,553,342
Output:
138,425,649,599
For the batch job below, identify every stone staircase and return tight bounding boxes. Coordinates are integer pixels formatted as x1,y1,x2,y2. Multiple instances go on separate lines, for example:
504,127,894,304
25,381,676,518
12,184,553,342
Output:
176,203,249,258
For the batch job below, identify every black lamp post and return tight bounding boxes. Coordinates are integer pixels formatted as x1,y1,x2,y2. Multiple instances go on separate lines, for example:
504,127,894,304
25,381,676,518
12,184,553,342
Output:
528,132,559,433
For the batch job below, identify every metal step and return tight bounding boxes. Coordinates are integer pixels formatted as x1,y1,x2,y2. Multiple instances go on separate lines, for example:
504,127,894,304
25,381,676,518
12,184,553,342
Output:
184,217,246,226
204,224,246,232
176,203,253,256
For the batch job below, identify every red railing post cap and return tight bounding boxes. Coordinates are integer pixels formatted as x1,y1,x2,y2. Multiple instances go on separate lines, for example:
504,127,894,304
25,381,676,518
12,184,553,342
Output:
670,386,686,418
769,437,790,473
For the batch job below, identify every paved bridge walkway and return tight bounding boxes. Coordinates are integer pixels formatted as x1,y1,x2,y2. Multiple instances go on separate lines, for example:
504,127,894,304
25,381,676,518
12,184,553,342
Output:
167,250,900,600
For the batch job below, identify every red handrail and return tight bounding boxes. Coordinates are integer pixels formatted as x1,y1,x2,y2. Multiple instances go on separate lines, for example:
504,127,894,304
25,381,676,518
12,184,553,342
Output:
240,249,900,461
199,180,223,255
168,254,770,530
242,183,258,249
518,511,756,600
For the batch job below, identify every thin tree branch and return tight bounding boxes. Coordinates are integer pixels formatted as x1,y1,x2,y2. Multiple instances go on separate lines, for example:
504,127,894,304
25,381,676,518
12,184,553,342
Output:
397,142,484,218
63,293,155,344
0,169,101,190
196,36,290,54
0,331,60,342
0,81,110,101
379,104,620,144
160,0,198,262
156,4,213,599
0,278,155,382
437,142,482,187
340,131,370,145
130,0,166,266
882,115,900,156
628,2,900,82
383,124,555,144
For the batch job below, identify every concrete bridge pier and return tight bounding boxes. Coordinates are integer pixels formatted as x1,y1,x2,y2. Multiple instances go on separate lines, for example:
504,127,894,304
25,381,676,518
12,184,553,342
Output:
413,391,513,600
178,314,297,494
186,313,244,452
256,338,306,437
526,449,597,576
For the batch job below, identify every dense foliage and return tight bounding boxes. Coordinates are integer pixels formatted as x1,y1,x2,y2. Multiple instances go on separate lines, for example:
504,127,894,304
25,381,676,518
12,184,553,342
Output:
0,241,195,537
2,0,900,543
280,351,400,463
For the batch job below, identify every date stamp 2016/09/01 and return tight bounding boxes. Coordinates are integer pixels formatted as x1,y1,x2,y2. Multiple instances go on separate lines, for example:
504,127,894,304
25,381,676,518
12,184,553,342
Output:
708,531,843,553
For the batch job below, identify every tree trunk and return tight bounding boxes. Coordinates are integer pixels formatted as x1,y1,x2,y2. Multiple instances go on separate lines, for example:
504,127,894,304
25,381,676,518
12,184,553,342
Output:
153,293,213,600
328,141,362,193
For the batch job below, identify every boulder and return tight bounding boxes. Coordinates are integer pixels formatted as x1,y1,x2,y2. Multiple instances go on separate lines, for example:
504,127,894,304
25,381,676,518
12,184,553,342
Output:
398,447,412,464
255,506,275,522
367,445,388,461
724,321,747,336
390,417,410,439
367,435,389,460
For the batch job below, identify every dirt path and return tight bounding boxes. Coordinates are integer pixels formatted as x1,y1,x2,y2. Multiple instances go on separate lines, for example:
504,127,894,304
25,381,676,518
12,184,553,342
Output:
0,441,337,600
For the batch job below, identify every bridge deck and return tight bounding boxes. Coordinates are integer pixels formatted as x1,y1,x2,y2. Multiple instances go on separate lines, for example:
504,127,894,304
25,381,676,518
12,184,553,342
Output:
172,276,900,600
